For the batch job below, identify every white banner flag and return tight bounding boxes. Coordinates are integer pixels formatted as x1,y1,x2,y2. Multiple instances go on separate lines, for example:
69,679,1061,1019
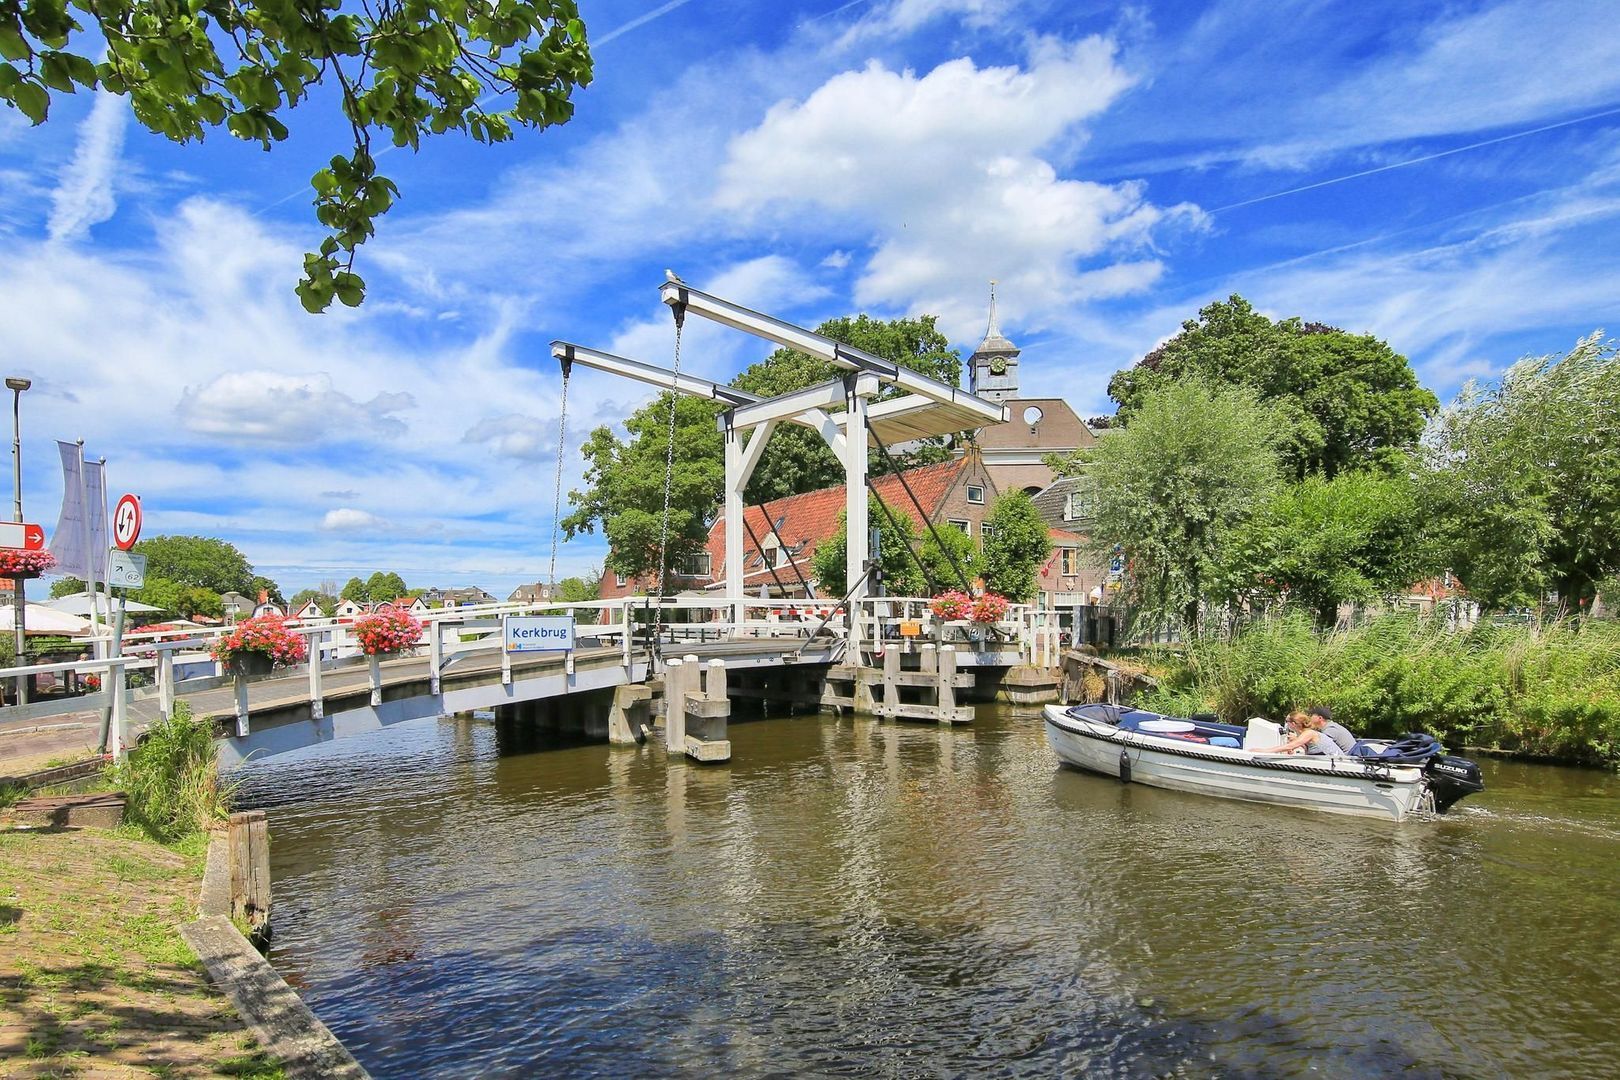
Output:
47,442,108,579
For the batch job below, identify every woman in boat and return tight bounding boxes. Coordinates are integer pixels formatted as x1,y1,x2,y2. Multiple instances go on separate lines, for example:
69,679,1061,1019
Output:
1259,711,1346,757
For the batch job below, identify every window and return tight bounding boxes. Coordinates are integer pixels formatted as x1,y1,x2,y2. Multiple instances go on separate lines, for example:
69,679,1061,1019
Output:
947,518,971,535
1065,490,1094,521
1061,548,1078,576
980,523,995,540
966,485,985,505
615,572,627,588
678,553,711,578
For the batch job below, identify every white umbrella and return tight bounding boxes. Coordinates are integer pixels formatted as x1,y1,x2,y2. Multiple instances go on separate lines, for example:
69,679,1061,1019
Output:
46,591,162,616
1,603,93,635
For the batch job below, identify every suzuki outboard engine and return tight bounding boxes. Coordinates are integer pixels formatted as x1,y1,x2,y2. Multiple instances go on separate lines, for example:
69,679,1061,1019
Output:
1424,755,1485,813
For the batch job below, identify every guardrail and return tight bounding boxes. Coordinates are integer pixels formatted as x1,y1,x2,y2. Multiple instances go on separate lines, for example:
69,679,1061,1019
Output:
2,595,1064,757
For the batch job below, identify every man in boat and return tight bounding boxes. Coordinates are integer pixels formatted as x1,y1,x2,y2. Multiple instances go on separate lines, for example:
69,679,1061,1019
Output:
1308,705,1356,753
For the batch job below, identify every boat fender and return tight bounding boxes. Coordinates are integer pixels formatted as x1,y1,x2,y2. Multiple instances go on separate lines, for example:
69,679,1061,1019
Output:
1119,750,1132,784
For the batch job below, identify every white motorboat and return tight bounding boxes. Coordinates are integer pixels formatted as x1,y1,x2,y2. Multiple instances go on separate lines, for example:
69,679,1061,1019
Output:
1043,704,1484,822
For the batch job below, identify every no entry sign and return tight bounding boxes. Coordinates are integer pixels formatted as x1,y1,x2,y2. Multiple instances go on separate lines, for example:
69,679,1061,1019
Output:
113,494,142,550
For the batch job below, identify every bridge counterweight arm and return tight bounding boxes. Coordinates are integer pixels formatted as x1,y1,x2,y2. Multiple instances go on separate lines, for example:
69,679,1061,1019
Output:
657,279,1006,425
550,341,758,406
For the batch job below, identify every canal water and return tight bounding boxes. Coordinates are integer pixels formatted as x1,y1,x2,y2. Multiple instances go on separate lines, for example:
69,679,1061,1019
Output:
238,706,1620,1078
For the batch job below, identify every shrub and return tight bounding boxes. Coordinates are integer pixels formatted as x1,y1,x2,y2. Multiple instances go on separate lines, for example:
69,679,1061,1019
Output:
110,702,233,843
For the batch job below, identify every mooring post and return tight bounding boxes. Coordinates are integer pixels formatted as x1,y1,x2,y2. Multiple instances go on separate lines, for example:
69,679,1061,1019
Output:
227,810,271,936
936,645,958,726
880,647,902,718
664,657,687,750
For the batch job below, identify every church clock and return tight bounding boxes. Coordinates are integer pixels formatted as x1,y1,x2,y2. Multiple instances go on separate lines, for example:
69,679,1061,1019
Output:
989,356,1008,375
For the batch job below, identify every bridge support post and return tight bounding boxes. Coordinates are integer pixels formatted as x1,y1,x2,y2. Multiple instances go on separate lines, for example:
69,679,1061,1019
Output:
367,654,382,707
608,684,652,745
429,620,443,695
663,658,687,751
308,630,325,720
233,674,250,738
158,649,175,721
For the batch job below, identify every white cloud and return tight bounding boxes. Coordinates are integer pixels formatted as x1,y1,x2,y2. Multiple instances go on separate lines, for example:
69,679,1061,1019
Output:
176,371,416,443
717,37,1204,338
47,92,128,243
462,414,552,460
321,508,388,532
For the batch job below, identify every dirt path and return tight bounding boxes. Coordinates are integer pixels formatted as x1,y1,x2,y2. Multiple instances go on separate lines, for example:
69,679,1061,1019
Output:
0,825,281,1078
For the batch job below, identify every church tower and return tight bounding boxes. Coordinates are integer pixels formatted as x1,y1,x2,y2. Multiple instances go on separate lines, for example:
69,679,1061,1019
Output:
969,281,1020,403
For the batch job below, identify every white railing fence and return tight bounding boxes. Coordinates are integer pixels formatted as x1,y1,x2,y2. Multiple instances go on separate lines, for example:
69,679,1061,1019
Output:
2,595,1067,759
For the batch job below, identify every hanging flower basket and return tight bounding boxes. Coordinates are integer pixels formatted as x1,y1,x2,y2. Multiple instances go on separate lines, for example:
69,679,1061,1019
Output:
354,605,423,656
0,548,55,579
211,613,308,672
930,590,973,621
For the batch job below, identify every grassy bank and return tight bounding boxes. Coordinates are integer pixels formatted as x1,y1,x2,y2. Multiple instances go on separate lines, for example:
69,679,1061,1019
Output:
1135,613,1620,767
0,705,281,1076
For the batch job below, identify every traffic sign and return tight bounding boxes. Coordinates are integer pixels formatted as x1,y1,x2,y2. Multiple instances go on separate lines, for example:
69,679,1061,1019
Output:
113,494,142,550
106,549,147,589
0,522,45,550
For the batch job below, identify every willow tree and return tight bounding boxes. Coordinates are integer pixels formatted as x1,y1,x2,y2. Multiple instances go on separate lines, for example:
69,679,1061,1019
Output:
1082,377,1282,633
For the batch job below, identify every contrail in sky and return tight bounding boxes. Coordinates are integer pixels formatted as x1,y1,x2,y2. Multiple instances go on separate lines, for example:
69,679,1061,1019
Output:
1211,103,1620,213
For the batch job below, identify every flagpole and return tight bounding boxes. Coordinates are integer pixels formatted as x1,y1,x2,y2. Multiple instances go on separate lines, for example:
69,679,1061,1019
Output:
77,440,100,642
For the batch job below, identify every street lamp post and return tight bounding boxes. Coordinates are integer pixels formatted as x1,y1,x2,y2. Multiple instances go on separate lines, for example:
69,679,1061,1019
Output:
7,376,30,706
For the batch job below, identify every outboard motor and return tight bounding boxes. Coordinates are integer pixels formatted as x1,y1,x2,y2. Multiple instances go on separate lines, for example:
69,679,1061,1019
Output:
1424,755,1485,813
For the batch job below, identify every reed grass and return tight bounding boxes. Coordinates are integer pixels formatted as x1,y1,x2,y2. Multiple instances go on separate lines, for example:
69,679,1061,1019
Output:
107,702,236,843
1138,613,1620,766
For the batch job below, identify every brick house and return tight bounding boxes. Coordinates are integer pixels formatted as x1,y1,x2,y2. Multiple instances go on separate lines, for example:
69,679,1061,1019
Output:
599,450,1001,601
1030,477,1110,608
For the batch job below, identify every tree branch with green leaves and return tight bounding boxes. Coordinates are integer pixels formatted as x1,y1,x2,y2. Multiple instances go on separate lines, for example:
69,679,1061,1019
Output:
0,0,592,311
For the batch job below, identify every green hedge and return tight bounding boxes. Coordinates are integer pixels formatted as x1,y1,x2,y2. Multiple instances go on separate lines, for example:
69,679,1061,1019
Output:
1137,613,1620,766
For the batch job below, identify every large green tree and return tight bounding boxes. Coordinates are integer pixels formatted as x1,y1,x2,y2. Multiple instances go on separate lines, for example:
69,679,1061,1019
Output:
1107,296,1437,478
555,573,599,602
1078,377,1282,632
564,393,724,581
918,524,979,594
365,570,408,602
810,501,926,598
1424,333,1620,609
980,491,1051,603
736,314,963,503
132,535,254,595
1,0,592,310
1244,466,1432,626
339,576,368,603
249,574,284,605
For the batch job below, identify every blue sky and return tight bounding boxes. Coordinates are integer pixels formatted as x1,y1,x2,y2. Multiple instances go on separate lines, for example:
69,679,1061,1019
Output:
4,0,1618,598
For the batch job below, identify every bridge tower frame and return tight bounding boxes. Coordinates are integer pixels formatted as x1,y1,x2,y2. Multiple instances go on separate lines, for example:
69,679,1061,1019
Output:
552,275,1008,652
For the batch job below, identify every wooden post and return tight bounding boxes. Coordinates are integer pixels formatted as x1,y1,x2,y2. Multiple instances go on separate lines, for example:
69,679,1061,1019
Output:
227,810,271,935
880,647,901,718
936,645,958,726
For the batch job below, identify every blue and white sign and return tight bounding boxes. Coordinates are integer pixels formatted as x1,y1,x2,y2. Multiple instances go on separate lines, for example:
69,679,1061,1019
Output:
504,615,575,653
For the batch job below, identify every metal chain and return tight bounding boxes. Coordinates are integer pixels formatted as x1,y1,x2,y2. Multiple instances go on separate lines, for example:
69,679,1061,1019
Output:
547,364,570,597
655,320,683,602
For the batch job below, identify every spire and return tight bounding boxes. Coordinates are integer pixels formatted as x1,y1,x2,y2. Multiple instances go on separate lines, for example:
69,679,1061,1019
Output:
973,280,1019,357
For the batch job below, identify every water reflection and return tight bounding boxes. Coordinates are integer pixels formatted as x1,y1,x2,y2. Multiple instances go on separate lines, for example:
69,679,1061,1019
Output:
238,708,1620,1079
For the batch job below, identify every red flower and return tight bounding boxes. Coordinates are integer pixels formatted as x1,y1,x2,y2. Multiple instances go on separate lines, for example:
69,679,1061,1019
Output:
354,605,423,656
211,613,308,666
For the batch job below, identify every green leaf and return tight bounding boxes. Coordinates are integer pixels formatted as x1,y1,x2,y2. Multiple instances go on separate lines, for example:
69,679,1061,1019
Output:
0,25,30,63
39,52,74,93
332,271,365,308
14,79,47,124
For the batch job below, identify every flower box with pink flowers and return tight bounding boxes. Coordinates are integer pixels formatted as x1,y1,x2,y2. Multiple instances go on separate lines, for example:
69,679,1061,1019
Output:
211,613,308,676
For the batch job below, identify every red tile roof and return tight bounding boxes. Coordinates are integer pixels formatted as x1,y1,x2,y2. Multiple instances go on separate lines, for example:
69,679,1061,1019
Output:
705,457,971,590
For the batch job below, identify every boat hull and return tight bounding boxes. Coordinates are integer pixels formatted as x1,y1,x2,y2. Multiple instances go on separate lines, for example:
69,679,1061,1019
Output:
1044,707,1432,822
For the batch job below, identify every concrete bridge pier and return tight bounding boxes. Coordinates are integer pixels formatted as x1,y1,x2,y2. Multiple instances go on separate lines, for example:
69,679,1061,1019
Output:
493,688,616,751
660,656,731,763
